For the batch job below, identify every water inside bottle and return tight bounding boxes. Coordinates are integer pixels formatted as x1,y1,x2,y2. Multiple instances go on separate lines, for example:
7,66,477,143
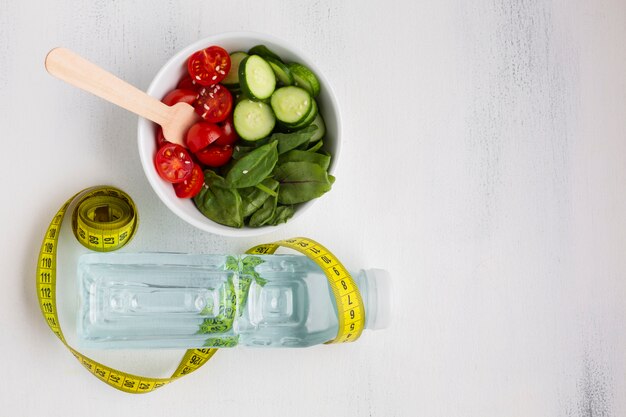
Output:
78,253,341,348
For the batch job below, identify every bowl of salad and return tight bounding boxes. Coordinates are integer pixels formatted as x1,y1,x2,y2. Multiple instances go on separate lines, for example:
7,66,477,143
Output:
138,32,341,237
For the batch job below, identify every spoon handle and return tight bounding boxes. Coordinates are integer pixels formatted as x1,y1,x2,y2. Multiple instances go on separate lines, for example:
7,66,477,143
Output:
45,47,171,126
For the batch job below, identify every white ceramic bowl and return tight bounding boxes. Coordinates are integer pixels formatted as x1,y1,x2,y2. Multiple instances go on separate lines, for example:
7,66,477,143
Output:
138,32,342,237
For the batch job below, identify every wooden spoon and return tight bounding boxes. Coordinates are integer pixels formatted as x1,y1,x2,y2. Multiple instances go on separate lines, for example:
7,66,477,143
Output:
45,47,199,146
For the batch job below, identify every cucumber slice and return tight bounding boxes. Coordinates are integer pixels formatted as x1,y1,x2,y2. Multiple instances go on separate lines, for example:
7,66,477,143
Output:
289,63,321,97
239,55,276,100
265,56,293,85
247,45,293,84
222,51,248,87
289,99,318,130
270,86,312,125
248,45,282,62
308,113,326,142
233,99,276,141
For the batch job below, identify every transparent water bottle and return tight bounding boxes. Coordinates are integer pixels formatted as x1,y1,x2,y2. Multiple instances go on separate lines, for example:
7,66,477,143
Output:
77,252,391,349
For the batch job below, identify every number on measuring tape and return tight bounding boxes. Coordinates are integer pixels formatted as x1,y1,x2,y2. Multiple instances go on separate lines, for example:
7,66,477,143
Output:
36,186,218,394
37,197,361,393
267,237,366,344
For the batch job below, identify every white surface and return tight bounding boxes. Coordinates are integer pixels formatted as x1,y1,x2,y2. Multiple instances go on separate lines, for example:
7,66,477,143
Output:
364,269,393,330
2,0,626,415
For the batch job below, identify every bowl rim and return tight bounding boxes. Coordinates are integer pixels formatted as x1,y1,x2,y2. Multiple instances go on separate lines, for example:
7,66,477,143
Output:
137,31,342,237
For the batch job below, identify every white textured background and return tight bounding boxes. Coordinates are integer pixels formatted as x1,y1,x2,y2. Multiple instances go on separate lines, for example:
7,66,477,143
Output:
2,0,626,416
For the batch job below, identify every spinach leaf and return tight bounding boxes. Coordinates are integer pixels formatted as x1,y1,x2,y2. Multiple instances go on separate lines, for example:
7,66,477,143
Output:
269,125,318,154
193,170,243,228
224,255,239,271
242,255,265,268
226,141,278,188
204,169,230,187
254,181,278,197
249,193,278,227
274,162,333,204
232,144,256,160
241,256,268,286
278,149,331,171
267,205,295,225
239,178,279,217
307,140,324,153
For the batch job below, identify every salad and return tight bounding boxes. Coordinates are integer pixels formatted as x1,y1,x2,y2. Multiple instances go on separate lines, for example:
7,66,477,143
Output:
153,45,333,228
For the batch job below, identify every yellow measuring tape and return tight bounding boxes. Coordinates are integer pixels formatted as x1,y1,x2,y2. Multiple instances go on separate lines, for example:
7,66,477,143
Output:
246,238,366,343
36,186,364,393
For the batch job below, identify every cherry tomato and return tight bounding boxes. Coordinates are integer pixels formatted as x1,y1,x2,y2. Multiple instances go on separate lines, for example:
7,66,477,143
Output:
196,144,233,168
187,46,231,86
215,116,238,146
194,84,233,123
154,143,195,183
177,75,202,91
173,164,204,198
161,88,198,106
185,122,222,153
155,127,168,148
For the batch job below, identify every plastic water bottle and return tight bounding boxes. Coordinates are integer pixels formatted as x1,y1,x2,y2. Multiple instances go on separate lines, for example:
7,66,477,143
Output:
77,252,391,349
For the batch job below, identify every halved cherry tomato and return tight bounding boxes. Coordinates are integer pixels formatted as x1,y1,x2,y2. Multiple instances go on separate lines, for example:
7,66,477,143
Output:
161,88,198,106
173,164,204,198
194,84,233,123
154,143,195,183
177,75,202,91
187,46,231,86
185,122,222,153
196,144,233,168
215,116,238,146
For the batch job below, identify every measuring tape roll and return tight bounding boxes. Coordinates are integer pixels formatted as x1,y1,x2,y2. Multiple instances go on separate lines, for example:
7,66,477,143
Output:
71,189,137,251
36,187,364,393
36,186,215,393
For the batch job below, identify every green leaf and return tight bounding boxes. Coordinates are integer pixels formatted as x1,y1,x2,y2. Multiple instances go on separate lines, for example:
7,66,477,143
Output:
226,141,278,188
234,275,253,310
242,255,265,268
240,256,268,286
193,170,243,228
255,182,278,197
274,162,333,204
254,276,268,287
224,255,239,271
307,139,324,153
232,144,256,160
248,193,278,227
236,274,253,286
267,205,295,225
269,125,318,154
278,149,331,170
239,178,279,217
241,267,259,284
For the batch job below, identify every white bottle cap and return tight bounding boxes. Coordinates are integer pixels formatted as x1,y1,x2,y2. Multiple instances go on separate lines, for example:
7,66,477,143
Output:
363,269,392,330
